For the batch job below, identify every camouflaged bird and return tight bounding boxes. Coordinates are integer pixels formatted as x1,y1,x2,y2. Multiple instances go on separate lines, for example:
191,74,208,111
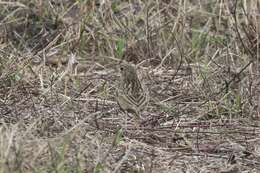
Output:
117,62,149,119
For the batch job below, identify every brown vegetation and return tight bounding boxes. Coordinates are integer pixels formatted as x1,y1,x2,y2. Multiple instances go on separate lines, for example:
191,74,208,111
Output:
0,0,260,172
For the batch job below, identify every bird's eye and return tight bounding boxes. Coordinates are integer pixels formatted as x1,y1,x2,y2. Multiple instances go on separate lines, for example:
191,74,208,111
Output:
120,67,124,71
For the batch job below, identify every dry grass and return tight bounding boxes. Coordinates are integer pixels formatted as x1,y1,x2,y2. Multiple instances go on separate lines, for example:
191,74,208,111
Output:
0,0,260,172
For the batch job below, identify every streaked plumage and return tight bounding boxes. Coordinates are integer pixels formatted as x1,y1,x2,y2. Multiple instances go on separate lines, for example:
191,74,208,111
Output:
117,62,148,118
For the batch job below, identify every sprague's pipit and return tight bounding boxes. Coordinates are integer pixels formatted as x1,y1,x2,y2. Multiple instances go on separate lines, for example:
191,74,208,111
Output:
116,62,149,120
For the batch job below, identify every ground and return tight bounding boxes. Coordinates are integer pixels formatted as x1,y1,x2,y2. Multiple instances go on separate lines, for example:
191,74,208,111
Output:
0,0,260,172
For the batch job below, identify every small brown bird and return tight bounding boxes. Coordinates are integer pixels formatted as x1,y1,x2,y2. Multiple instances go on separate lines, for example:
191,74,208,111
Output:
117,62,148,119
